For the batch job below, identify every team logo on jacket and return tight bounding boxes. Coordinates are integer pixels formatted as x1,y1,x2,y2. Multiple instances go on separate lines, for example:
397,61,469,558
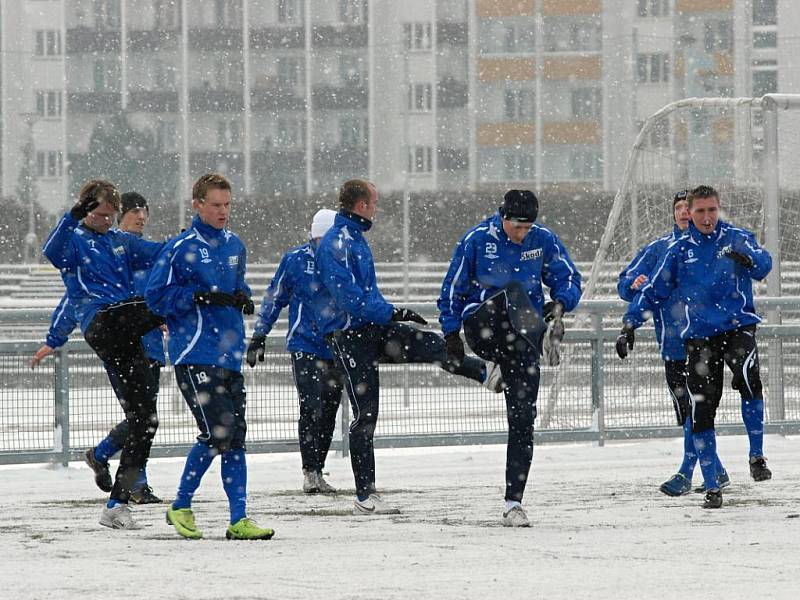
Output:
484,242,499,259
199,248,212,264
228,255,239,267
112,245,125,256
521,248,542,261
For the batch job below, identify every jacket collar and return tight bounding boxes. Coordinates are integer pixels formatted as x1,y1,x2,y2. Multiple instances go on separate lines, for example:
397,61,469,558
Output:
191,214,229,244
687,219,724,243
336,210,372,233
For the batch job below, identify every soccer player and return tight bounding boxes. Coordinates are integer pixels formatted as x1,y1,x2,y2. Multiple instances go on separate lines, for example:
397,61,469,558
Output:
146,173,273,540
246,208,342,494
315,179,503,515
642,185,772,509
439,190,582,527
32,193,165,504
42,181,165,529
616,190,728,497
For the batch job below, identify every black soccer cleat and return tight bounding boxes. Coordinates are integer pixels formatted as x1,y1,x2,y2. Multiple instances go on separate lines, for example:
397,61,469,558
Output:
84,447,113,492
702,489,723,509
749,456,772,481
130,484,163,504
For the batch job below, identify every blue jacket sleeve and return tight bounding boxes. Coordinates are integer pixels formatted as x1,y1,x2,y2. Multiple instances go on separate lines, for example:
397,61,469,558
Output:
42,213,79,269
144,239,197,317
623,292,655,329
732,231,772,281
641,244,678,304
541,231,582,311
45,293,78,349
318,237,394,325
617,242,658,302
437,235,475,335
127,234,167,273
253,253,293,337
236,243,252,298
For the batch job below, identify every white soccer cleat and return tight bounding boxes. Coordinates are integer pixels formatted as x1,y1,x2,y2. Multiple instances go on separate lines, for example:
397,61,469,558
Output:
353,494,400,515
502,505,530,528
483,361,504,393
99,503,142,530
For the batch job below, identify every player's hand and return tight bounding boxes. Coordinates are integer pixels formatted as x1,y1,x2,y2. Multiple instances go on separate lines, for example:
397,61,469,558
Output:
444,332,465,362
246,334,266,367
30,345,55,369
391,307,428,325
234,290,255,315
631,274,648,290
194,290,238,307
543,300,565,322
69,193,100,220
722,248,754,268
615,324,635,360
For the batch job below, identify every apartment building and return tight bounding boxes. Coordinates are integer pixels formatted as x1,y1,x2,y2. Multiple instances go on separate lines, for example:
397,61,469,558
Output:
0,0,797,214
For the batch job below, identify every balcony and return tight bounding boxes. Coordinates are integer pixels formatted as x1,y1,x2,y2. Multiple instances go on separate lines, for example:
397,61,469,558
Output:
189,88,243,112
313,145,368,172
128,90,179,113
312,25,367,48
67,92,121,114
190,152,243,174
250,88,306,112
252,150,306,171
250,27,304,50
188,28,243,51
128,29,180,52
66,28,119,53
438,147,468,171
312,85,367,110
437,22,468,46
437,78,468,108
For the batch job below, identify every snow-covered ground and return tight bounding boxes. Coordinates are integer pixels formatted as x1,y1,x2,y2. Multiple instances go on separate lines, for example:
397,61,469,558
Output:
2,434,798,600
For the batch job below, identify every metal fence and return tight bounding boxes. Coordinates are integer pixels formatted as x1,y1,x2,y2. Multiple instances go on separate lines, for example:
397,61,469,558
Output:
2,298,800,466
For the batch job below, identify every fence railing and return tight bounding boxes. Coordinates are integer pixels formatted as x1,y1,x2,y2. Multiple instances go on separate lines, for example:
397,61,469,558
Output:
2,298,800,465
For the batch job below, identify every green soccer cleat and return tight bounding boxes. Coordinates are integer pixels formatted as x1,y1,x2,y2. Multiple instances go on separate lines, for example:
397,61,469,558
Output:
226,518,275,540
166,506,203,539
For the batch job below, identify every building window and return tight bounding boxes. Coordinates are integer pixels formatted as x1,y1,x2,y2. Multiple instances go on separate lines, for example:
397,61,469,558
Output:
36,151,63,178
504,89,534,120
214,0,243,27
569,149,602,180
214,57,243,89
277,57,299,89
753,31,777,49
753,0,777,26
753,70,777,96
217,119,241,150
505,153,534,180
94,0,121,29
637,0,669,17
156,121,177,151
93,59,121,92
339,0,367,25
154,0,180,29
340,117,367,147
277,0,302,24
339,55,363,86
571,88,602,119
704,20,733,52
480,19,534,54
276,117,303,149
403,22,432,51
154,59,177,90
637,53,669,83
35,30,62,57
408,146,433,174
408,83,432,112
35,91,63,118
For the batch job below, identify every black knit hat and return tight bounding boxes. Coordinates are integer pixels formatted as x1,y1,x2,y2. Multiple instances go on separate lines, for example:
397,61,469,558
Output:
673,189,688,207
120,192,148,216
499,189,538,223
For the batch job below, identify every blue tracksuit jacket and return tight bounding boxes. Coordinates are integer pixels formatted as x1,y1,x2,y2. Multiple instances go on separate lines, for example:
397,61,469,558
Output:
254,241,332,359
617,225,685,361
145,215,250,372
314,211,394,336
641,220,772,339
438,212,582,335
42,213,164,334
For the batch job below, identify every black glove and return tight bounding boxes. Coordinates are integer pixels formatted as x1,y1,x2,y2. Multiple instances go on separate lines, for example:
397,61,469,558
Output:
723,248,754,269
234,290,255,315
543,300,565,322
193,290,238,307
391,307,428,325
444,331,465,362
246,334,266,368
616,324,636,360
69,193,100,220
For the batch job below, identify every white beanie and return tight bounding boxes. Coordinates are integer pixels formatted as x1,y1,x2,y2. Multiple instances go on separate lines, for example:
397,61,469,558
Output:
310,208,337,239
